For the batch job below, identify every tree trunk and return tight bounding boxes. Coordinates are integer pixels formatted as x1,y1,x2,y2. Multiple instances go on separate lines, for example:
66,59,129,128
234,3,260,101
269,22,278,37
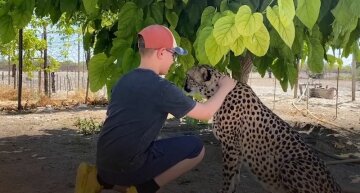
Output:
78,33,81,90
8,55,10,85
85,50,91,104
51,72,56,93
12,64,16,89
294,59,300,99
238,52,254,84
38,51,42,95
18,29,23,111
43,26,49,96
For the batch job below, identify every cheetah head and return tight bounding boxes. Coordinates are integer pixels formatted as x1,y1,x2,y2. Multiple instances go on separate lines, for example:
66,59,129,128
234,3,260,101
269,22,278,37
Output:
184,65,223,99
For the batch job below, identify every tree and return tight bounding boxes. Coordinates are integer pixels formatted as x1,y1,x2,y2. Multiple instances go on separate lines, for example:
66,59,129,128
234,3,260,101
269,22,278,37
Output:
1,0,360,96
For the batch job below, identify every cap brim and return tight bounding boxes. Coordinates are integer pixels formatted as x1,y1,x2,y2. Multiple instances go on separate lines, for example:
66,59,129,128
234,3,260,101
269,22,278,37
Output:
173,47,188,55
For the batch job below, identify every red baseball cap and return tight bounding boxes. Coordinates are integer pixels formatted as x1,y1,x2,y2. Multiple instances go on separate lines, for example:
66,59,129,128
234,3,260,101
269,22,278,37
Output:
138,25,188,55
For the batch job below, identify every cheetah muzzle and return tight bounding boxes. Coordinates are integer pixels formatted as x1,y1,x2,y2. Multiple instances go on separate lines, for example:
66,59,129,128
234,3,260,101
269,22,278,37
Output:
185,65,342,193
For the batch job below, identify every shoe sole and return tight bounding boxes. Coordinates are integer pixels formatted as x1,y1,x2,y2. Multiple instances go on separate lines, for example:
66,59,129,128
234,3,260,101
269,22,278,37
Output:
75,162,89,193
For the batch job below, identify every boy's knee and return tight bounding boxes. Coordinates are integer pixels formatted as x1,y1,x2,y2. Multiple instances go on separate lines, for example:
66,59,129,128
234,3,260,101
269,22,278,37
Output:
186,136,204,159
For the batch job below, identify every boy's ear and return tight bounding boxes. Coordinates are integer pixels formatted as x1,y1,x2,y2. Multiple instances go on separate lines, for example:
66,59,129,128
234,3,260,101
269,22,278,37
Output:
157,48,165,58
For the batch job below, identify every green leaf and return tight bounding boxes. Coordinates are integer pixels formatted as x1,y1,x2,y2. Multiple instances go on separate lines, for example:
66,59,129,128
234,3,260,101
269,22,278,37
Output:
11,0,35,28
212,12,221,25
253,55,274,77
12,0,24,6
272,59,288,91
292,18,305,57
278,0,295,27
151,2,163,24
117,2,142,38
243,24,270,56
178,37,195,69
166,10,178,28
0,3,10,18
94,28,111,55
306,26,324,73
169,27,181,46
110,38,131,59
230,36,245,56
89,53,113,92
331,0,358,48
48,2,62,24
266,6,295,48
106,67,122,99
326,54,338,69
83,26,95,51
60,0,77,13
186,0,208,26
235,5,263,36
228,52,241,78
144,16,156,26
260,0,273,12
213,13,240,46
295,0,321,30
133,0,153,8
220,0,229,12
34,0,51,17
343,24,360,57
201,6,216,27
287,63,297,87
122,48,140,73
354,44,360,62
271,58,284,79
205,32,229,65
228,1,241,13
0,15,16,44
194,26,212,64
269,28,283,48
350,0,360,18
165,0,174,9
279,76,288,91
83,0,99,17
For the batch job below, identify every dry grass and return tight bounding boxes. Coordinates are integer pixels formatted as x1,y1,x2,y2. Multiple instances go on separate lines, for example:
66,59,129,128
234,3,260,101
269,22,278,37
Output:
0,85,32,101
0,85,108,111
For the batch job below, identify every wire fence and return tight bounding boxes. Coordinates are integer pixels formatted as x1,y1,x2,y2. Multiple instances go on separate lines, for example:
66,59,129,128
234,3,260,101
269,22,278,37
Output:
0,70,108,99
0,70,358,100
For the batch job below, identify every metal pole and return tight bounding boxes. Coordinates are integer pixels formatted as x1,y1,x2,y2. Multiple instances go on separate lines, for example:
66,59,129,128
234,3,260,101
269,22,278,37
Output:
335,67,339,118
352,54,356,101
273,78,276,110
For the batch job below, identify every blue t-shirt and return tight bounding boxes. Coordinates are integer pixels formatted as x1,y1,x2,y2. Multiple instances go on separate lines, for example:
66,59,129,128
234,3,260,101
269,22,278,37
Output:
96,68,196,172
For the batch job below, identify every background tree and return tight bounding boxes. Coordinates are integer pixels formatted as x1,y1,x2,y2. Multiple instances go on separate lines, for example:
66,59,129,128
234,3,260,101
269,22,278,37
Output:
0,0,359,98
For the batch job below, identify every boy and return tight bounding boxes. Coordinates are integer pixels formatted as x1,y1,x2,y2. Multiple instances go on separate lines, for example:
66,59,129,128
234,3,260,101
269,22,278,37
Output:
75,24,236,193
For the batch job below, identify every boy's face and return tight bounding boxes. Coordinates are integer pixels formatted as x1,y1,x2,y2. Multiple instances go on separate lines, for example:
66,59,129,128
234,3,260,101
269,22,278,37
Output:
158,48,176,75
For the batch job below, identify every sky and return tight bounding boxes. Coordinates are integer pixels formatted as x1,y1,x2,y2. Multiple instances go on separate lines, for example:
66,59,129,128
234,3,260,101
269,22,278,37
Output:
46,31,85,63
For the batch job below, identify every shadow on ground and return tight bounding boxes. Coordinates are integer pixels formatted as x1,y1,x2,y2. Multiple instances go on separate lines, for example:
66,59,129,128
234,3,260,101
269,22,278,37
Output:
0,123,359,193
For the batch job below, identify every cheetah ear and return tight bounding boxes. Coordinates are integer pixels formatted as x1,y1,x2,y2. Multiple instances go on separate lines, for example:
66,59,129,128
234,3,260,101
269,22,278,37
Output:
200,67,211,81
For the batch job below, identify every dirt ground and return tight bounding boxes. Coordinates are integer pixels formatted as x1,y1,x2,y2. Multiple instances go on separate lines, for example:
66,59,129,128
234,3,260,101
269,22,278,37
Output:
0,75,360,193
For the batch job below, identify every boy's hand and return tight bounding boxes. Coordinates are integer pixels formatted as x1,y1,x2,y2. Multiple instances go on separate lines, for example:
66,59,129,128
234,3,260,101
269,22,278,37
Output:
218,76,237,92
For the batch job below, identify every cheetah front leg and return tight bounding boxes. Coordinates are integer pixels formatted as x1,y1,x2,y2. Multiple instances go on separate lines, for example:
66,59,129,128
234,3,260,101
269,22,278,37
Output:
220,142,242,193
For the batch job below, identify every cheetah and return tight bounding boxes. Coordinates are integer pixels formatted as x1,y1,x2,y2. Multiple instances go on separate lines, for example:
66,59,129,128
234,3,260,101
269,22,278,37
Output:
184,65,342,193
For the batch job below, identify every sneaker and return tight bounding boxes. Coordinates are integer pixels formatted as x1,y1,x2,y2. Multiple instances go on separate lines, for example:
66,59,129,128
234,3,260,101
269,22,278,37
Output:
74,162,103,193
126,186,138,193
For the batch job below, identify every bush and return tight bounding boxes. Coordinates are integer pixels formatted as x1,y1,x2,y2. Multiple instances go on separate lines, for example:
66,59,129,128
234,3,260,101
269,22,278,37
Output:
74,118,102,135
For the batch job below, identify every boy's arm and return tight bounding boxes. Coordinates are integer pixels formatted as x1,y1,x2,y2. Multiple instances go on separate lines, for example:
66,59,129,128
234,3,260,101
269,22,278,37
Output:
186,76,236,121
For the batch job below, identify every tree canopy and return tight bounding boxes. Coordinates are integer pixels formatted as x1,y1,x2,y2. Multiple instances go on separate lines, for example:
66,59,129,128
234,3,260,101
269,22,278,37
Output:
0,0,359,93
